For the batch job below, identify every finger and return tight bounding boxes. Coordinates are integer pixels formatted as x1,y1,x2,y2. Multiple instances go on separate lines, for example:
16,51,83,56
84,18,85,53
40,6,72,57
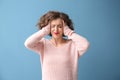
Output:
62,20,66,27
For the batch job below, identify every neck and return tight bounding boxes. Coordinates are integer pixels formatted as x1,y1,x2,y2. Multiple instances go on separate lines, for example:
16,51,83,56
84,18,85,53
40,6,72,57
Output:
50,37,66,46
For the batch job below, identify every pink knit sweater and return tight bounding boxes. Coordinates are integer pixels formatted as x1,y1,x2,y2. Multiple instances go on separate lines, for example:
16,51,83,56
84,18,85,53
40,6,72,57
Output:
24,26,89,80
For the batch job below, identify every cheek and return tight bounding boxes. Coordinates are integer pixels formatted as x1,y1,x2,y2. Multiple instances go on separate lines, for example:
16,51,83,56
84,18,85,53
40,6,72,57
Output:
59,28,64,33
60,28,64,32
50,28,54,32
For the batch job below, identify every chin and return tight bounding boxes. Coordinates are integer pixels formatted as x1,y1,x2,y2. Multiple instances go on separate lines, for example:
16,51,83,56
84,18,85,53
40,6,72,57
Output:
52,35,62,39
53,36,60,39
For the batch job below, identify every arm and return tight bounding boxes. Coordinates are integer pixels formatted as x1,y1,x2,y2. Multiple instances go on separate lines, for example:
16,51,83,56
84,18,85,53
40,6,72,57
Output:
64,26,90,57
24,24,50,53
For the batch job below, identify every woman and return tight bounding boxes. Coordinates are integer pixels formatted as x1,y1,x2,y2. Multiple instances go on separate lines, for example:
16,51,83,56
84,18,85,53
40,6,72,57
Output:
24,11,89,80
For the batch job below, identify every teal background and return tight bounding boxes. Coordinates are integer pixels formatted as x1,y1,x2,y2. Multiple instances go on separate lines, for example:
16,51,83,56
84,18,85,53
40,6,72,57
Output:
0,0,120,80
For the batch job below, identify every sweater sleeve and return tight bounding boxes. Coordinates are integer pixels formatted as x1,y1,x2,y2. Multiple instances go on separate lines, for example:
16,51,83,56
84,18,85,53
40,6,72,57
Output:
24,25,50,54
64,26,90,57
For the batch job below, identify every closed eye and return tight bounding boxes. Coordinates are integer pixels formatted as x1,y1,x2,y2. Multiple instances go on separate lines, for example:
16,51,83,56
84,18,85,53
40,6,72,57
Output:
51,25,55,28
58,25,62,28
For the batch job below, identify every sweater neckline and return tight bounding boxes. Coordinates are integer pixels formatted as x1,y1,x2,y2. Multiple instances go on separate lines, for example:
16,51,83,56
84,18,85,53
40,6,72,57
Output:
47,39,71,48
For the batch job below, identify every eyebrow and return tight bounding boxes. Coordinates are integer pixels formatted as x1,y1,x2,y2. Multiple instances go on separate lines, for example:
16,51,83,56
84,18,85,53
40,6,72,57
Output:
51,24,62,26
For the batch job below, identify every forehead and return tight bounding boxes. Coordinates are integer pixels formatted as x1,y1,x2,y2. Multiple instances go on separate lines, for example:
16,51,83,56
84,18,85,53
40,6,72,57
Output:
50,18,63,25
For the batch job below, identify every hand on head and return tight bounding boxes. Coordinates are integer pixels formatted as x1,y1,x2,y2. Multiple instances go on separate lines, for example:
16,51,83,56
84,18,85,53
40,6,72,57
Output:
62,20,74,36
43,23,51,34
62,20,70,36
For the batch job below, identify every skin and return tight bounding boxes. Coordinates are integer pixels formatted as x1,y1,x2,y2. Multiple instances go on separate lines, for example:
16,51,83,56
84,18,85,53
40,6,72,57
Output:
49,18,68,47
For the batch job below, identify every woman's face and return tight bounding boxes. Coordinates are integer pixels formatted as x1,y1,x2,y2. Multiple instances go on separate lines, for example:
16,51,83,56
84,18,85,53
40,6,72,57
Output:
50,18,64,39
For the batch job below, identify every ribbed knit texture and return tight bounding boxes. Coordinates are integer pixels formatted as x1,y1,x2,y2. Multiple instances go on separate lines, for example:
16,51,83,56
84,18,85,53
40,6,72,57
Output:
24,26,89,80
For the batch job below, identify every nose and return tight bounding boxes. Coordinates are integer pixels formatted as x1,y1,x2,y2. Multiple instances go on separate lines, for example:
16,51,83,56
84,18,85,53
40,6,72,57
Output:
54,26,58,32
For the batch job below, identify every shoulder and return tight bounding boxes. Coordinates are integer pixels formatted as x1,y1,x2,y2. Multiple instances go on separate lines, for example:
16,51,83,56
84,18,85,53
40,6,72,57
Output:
66,39,76,46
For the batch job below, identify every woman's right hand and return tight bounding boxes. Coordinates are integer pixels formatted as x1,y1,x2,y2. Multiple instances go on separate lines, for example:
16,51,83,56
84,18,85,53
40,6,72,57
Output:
43,23,51,35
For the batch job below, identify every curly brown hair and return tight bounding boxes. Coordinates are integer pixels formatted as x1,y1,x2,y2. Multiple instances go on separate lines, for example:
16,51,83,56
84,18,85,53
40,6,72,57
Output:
37,11,74,30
